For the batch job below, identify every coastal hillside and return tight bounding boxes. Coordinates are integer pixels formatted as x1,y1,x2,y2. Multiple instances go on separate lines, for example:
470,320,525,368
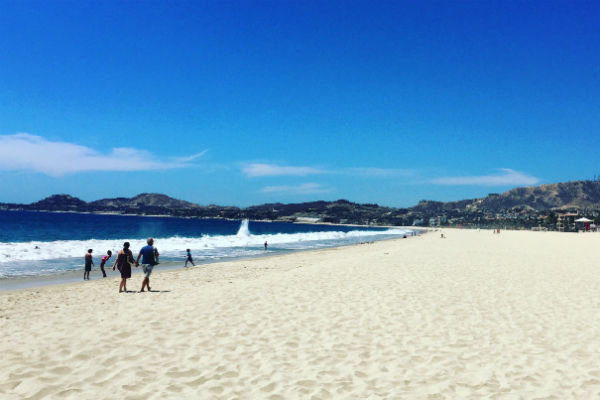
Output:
1,193,241,219
28,194,88,211
2,180,600,228
411,180,600,214
477,180,600,211
89,193,201,210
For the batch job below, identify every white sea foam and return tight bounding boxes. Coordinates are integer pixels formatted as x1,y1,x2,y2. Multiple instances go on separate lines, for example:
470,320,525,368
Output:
237,219,251,237
0,228,410,264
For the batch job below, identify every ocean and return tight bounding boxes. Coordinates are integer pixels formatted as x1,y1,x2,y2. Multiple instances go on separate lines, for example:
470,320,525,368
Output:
0,210,412,285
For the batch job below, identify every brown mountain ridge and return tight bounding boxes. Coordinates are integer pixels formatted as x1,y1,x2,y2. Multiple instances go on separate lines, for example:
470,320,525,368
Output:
2,180,600,228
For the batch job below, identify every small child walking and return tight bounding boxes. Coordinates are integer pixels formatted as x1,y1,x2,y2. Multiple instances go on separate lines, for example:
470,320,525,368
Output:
99,250,112,278
84,249,94,280
184,249,195,267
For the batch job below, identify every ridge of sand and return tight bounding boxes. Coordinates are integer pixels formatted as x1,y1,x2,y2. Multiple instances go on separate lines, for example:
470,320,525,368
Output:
2,229,600,399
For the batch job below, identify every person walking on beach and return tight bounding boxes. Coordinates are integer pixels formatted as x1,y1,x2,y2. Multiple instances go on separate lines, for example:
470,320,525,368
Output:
99,250,112,278
136,238,159,292
84,249,94,280
184,248,195,267
113,242,135,293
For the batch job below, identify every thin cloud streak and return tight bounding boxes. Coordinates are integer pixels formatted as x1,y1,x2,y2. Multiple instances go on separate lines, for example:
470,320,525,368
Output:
431,168,540,186
259,183,332,195
349,167,415,177
243,163,415,178
0,133,205,177
175,151,208,163
243,163,326,177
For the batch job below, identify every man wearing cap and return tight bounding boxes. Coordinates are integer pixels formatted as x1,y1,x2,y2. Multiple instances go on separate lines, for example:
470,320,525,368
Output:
136,238,159,292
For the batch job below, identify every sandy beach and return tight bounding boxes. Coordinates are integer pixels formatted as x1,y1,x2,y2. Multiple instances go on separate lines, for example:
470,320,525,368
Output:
2,229,600,399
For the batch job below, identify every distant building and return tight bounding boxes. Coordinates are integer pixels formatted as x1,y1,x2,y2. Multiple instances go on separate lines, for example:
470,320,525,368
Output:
295,216,322,224
556,212,579,232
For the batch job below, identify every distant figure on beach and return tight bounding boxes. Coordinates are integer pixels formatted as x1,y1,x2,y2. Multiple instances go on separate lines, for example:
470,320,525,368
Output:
84,249,93,280
440,233,445,238
264,241,268,250
136,238,159,292
99,250,112,278
113,242,134,293
184,248,195,267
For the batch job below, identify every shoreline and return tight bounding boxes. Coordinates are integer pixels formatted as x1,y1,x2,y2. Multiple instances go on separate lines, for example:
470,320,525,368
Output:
0,233,418,292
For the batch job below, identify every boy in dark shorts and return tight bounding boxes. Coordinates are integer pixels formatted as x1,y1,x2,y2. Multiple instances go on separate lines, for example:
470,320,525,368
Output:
99,250,112,278
184,249,195,267
84,249,94,280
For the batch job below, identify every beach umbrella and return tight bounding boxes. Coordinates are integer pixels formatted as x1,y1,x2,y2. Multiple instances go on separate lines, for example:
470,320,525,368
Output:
575,217,593,232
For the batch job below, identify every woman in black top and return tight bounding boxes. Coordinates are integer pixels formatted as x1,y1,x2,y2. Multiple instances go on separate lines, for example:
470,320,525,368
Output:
113,242,135,293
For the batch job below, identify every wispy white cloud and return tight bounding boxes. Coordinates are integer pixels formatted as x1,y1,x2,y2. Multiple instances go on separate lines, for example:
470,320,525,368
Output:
242,163,415,178
243,163,326,177
349,167,415,177
431,168,540,186
0,133,205,177
174,151,208,163
259,183,332,194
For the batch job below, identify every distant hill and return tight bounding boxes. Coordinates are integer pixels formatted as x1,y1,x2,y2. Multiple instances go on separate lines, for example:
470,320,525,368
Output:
89,193,201,211
477,181,600,211
413,180,600,215
2,180,600,229
0,193,240,219
29,194,88,211
0,194,400,225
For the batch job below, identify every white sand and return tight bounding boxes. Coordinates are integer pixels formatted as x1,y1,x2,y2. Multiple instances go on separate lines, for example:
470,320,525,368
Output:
2,229,600,399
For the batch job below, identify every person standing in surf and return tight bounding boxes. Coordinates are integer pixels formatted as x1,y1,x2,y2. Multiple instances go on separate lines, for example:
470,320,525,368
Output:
113,242,134,293
84,249,94,280
136,238,159,292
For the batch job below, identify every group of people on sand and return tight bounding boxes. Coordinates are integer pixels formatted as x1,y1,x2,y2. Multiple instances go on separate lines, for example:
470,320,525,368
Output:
84,238,268,291
84,238,160,293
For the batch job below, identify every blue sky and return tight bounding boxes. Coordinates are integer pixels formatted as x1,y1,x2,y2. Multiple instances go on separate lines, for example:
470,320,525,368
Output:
1,1,598,207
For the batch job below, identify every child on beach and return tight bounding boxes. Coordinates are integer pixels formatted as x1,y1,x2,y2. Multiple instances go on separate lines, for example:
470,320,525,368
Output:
99,250,112,278
184,249,195,267
84,249,94,280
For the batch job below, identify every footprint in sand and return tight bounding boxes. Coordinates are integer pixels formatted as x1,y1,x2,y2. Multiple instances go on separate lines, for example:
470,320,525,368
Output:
209,385,224,394
260,382,277,392
48,366,71,375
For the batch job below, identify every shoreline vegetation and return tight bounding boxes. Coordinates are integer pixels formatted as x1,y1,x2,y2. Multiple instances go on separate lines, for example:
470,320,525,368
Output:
2,179,600,230
3,229,600,398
